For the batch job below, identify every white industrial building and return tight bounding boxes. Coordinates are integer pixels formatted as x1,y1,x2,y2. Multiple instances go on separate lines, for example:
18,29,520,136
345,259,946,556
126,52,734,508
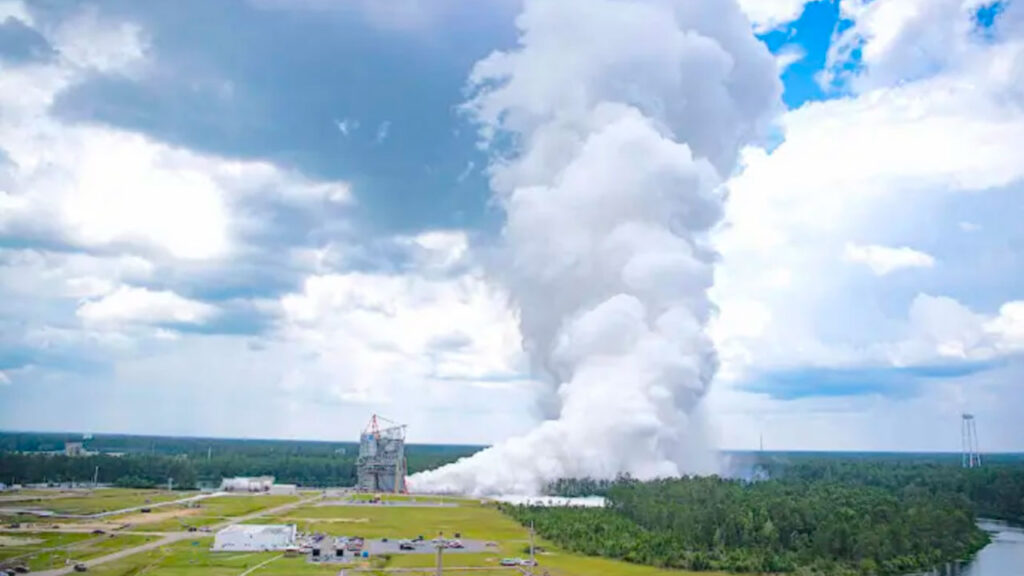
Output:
219,476,275,492
212,524,296,551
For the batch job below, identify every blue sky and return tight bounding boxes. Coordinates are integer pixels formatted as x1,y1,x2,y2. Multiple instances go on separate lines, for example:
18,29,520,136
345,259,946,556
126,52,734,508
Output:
1,0,1023,452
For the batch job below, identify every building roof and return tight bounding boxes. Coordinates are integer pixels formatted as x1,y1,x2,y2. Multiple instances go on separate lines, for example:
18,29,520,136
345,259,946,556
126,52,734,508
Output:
216,524,294,536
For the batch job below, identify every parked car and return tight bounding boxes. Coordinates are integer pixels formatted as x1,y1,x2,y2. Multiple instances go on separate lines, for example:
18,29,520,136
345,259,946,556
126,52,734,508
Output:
399,540,415,551
91,529,105,535
500,558,519,567
446,539,464,549
73,563,88,572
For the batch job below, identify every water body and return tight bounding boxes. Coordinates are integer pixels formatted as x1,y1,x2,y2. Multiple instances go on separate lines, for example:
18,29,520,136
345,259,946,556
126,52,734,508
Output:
919,520,1024,576
960,520,1024,576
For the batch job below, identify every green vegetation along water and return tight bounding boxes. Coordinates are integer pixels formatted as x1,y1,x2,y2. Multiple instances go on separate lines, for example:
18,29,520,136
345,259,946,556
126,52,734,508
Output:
519,460,1024,575
954,520,1024,576
506,476,989,575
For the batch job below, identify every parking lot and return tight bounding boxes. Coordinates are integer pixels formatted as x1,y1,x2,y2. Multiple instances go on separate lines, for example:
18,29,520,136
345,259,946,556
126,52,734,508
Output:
367,538,491,555
309,538,493,563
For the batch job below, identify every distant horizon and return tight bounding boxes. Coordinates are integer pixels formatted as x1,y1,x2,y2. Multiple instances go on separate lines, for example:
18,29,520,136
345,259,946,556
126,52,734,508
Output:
4,429,1023,456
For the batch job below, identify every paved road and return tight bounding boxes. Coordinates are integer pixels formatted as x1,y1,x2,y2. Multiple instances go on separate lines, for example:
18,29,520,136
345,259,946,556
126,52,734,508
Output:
31,494,322,576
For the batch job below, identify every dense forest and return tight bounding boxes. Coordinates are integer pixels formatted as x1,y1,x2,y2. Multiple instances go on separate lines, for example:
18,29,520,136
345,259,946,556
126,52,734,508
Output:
0,432,481,488
545,455,1024,524
763,458,1024,523
522,457,1024,575
510,475,993,575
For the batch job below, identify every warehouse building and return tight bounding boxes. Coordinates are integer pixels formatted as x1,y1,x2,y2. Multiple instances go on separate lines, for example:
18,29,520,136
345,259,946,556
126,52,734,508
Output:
212,524,296,551
219,476,275,492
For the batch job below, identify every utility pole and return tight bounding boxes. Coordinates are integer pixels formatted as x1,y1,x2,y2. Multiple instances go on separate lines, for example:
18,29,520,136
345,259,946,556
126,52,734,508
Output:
168,477,173,492
435,536,444,576
530,520,536,569
93,466,99,487
207,446,211,462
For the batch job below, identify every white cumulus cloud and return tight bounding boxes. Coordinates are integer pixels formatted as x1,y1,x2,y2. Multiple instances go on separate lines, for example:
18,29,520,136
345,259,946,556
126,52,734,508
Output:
844,242,936,275
737,0,811,31
77,286,218,326
0,7,353,261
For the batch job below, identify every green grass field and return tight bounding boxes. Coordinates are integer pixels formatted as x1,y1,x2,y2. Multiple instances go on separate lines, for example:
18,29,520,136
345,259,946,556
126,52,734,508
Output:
0,532,94,563
262,500,526,541
1,490,713,576
0,489,197,515
83,539,342,576
120,494,302,532
75,537,711,576
0,532,155,571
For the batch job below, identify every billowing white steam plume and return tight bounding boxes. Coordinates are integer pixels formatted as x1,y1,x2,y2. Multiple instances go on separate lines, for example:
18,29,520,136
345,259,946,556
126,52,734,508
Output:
410,0,780,496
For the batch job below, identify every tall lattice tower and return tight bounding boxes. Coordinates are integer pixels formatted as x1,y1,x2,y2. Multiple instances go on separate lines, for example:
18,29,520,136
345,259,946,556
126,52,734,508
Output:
961,413,981,469
356,414,408,493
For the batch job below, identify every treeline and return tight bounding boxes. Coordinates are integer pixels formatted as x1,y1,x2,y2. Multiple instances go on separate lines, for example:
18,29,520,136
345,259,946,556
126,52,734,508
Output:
0,435,482,488
0,453,199,489
0,431,481,459
504,475,990,575
543,477,616,497
546,457,1024,525
766,459,1024,523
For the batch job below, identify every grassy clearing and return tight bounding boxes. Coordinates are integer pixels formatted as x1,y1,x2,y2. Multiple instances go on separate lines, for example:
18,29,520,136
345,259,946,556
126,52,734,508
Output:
122,495,301,532
0,489,198,515
263,501,527,541
0,489,69,498
77,541,712,576
44,495,712,576
0,532,94,562
83,539,341,576
534,551,725,576
0,532,155,570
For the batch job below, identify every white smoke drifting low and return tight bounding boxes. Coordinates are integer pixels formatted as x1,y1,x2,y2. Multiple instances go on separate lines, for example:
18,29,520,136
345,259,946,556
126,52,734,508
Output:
409,0,781,496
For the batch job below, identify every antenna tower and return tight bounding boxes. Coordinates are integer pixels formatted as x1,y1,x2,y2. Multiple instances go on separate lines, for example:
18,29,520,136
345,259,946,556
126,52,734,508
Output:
961,414,981,468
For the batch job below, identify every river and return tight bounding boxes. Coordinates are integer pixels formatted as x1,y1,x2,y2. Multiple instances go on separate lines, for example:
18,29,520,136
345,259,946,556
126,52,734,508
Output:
919,520,1024,576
